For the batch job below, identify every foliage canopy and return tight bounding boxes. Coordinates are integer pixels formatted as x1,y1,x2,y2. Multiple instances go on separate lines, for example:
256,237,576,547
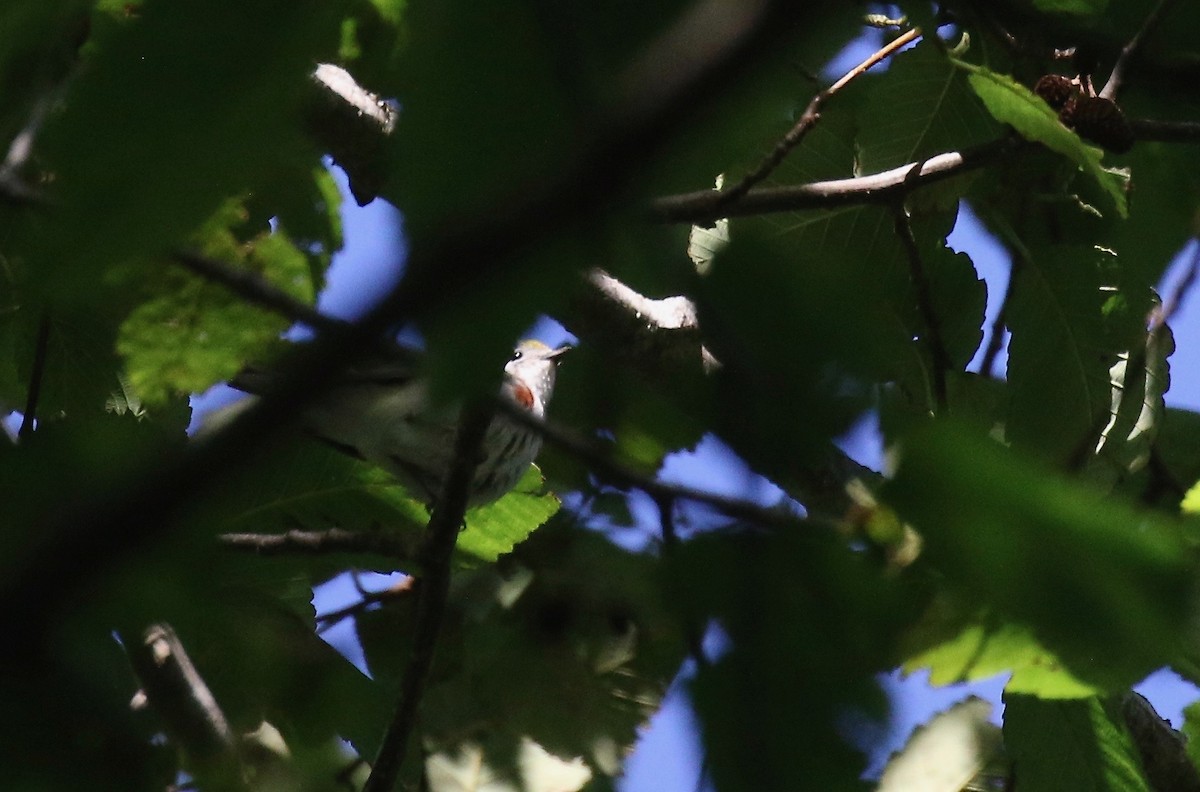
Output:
3,1,1200,790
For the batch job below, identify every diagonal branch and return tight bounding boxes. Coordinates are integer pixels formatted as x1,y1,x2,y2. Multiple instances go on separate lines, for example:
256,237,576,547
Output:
363,404,494,792
1099,0,1179,100
174,251,346,334
719,26,922,205
499,400,812,528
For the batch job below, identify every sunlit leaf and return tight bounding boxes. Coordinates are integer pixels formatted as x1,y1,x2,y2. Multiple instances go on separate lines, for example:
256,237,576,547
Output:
958,63,1127,217
887,423,1191,690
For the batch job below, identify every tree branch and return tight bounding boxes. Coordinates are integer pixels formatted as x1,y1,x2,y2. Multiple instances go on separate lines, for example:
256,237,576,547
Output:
363,404,493,792
306,63,397,205
1098,0,1179,100
650,136,1021,225
1127,118,1200,143
500,400,810,528
174,251,347,334
570,268,719,374
218,528,418,563
316,574,414,633
126,623,246,791
719,27,922,205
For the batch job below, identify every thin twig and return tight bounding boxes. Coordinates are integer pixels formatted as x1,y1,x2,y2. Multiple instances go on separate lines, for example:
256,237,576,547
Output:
1150,239,1200,334
1099,0,1179,100
500,400,808,528
316,575,414,634
651,136,1021,225
891,200,949,412
719,26,921,205
173,251,347,334
218,528,419,562
18,314,51,439
363,405,494,792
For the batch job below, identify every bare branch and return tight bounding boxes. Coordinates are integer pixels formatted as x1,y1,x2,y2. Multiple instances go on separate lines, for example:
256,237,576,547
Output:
126,624,246,791
500,400,810,528
218,528,419,563
1150,239,1200,335
364,404,493,792
651,136,1021,225
1127,118,1200,143
1099,0,1180,100
720,27,922,205
317,575,414,633
572,269,720,374
174,251,347,334
306,64,397,205
312,64,397,135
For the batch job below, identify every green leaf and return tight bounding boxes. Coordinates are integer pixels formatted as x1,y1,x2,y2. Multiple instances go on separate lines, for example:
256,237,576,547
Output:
887,423,1191,690
1182,480,1200,515
460,464,560,563
117,234,314,407
959,64,1127,217
1006,245,1117,464
1092,324,1172,481
1182,701,1200,771
903,603,1099,698
22,0,336,302
359,523,683,780
858,41,1000,174
1003,694,1150,791
676,529,922,791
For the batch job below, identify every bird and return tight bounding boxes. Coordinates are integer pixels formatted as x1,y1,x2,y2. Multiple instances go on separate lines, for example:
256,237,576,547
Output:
231,339,570,507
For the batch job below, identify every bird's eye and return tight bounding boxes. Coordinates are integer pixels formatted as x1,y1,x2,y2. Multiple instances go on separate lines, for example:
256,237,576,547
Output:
511,349,524,361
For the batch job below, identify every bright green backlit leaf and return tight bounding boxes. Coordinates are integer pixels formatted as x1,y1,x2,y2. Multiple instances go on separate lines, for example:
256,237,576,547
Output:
887,423,1190,690
460,464,560,563
117,208,315,406
1006,245,1115,465
903,606,1099,698
958,63,1126,217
